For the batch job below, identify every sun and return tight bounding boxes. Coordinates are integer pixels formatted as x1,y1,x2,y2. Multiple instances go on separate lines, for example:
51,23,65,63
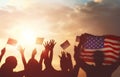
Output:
18,28,36,46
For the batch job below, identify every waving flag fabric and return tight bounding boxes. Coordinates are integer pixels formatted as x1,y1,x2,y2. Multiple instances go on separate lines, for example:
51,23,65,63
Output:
36,37,44,44
7,38,17,46
80,33,120,65
60,40,70,50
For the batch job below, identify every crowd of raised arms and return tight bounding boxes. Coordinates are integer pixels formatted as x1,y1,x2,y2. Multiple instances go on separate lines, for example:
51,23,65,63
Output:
0,39,120,77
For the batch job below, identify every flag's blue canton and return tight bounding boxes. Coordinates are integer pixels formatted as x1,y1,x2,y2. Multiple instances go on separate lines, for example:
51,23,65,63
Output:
83,35,104,49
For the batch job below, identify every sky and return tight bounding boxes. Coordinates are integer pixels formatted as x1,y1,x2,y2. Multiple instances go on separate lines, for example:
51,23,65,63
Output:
0,0,120,77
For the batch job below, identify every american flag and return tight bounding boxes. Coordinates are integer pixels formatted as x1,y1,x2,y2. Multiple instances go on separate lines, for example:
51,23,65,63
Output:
36,37,44,44
80,33,120,65
60,40,70,50
7,38,17,46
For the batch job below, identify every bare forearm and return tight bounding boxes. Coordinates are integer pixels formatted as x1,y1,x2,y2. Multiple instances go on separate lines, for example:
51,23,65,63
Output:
39,58,43,65
50,49,53,61
21,53,27,69
0,48,6,63
0,55,3,63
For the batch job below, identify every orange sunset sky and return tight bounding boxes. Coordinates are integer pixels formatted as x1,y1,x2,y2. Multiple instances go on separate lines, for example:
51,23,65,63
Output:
0,0,120,77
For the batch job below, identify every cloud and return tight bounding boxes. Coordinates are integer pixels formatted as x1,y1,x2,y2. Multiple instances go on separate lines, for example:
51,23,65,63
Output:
0,0,120,39
24,0,120,37
72,0,120,35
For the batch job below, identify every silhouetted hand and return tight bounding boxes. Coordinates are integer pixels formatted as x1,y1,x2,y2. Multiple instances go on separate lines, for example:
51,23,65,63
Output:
59,51,66,59
59,51,73,71
59,51,68,71
74,46,79,58
17,45,27,68
32,48,37,58
66,52,73,71
1,48,6,56
43,41,50,51
18,45,25,55
49,40,56,51
0,47,6,62
74,45,80,65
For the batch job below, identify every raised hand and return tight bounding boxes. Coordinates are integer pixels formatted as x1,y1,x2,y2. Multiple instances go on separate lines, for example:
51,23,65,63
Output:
0,47,6,62
59,51,68,71
17,45,27,68
18,45,25,55
74,45,81,65
67,52,73,71
1,48,6,56
49,40,56,51
43,41,50,51
59,51,66,60
74,46,79,58
32,48,37,58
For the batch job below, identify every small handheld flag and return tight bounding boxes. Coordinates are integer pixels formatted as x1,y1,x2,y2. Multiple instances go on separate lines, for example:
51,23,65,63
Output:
7,38,17,46
36,37,44,44
60,40,70,50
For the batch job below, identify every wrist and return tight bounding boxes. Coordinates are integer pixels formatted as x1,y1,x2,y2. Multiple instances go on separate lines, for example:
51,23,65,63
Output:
0,53,4,56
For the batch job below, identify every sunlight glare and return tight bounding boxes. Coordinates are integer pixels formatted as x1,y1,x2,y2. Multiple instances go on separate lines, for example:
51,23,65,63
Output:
94,0,102,3
18,29,36,46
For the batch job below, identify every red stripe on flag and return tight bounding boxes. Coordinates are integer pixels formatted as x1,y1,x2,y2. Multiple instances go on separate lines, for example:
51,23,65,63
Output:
104,45,120,51
105,55,118,60
104,50,119,56
82,50,119,56
81,57,116,63
105,35,120,41
103,60,115,64
104,41,120,46
81,58,94,62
